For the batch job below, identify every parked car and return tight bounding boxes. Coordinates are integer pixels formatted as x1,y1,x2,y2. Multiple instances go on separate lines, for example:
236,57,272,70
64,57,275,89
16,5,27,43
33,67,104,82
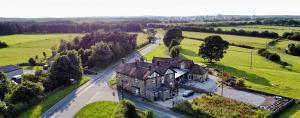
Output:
183,90,194,97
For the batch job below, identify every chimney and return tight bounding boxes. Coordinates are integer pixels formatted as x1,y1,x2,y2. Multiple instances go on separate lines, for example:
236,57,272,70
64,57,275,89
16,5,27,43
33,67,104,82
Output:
121,58,125,64
156,61,160,66
135,59,140,66
140,57,144,62
148,65,152,70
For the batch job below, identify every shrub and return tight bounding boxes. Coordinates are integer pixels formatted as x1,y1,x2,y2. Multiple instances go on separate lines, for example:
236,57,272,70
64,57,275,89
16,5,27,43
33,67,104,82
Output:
28,57,36,66
114,100,138,118
236,78,245,87
268,53,281,62
0,42,8,48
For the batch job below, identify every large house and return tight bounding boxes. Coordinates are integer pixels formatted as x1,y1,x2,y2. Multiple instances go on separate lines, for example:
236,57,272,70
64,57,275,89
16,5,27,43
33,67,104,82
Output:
0,65,23,78
116,57,208,101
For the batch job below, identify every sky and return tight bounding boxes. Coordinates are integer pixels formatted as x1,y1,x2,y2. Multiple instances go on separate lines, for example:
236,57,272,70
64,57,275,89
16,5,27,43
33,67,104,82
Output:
1,0,300,18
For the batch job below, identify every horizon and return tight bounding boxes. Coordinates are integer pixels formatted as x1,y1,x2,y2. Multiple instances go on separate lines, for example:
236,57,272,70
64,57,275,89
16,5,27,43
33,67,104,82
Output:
1,0,300,18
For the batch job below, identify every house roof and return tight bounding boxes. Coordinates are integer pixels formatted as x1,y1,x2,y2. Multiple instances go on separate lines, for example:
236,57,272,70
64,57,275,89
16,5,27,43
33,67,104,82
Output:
189,64,208,75
0,65,22,73
116,61,172,80
152,57,194,68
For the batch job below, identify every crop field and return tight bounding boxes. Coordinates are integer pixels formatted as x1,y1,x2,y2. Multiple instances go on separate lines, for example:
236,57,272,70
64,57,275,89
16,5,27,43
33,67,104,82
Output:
218,25,300,35
145,31,300,117
0,34,83,66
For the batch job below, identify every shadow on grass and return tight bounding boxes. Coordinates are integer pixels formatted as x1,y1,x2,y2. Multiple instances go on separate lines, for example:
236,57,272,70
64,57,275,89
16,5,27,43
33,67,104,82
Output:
180,48,198,57
209,63,272,87
278,103,300,118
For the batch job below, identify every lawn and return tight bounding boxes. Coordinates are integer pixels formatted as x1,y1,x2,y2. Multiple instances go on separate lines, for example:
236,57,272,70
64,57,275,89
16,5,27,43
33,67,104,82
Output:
0,34,82,66
136,32,148,47
218,25,300,35
19,77,89,118
74,101,118,118
74,100,153,118
172,95,269,118
183,31,271,48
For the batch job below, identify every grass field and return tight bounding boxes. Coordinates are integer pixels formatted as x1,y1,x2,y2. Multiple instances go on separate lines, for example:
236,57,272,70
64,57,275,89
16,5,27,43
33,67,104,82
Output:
0,34,82,66
218,25,300,35
19,77,89,118
183,31,271,48
136,32,148,46
74,101,118,118
145,30,300,117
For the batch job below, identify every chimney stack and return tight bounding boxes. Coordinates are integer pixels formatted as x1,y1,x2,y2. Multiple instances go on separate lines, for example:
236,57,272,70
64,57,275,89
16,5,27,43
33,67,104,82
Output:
121,58,125,64
148,65,152,70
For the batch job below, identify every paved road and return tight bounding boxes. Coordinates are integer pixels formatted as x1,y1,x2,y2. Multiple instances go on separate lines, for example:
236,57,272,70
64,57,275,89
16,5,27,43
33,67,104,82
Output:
40,37,185,118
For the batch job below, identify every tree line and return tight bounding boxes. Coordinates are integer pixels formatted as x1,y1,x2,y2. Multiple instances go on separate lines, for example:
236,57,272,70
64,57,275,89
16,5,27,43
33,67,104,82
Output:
57,30,137,68
258,48,289,67
0,21,142,35
0,50,84,117
286,43,300,56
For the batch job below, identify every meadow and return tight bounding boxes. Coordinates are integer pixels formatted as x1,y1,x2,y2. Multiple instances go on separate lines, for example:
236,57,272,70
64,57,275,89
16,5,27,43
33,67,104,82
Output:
218,25,300,35
0,33,148,66
145,30,300,117
0,34,82,66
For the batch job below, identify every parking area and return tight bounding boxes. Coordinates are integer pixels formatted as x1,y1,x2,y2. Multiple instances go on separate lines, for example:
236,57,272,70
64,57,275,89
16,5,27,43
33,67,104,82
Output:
155,88,202,108
184,79,218,93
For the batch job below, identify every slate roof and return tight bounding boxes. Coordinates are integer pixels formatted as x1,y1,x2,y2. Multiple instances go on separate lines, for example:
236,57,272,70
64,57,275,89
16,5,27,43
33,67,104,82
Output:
117,61,171,80
152,57,193,68
0,65,22,73
189,64,208,75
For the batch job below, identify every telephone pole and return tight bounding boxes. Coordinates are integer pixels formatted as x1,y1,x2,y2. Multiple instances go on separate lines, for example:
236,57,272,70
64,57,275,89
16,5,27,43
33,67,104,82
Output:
221,67,224,96
250,50,253,69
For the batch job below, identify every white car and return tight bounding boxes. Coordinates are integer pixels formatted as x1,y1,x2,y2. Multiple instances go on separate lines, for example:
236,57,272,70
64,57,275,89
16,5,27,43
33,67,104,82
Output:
182,90,194,97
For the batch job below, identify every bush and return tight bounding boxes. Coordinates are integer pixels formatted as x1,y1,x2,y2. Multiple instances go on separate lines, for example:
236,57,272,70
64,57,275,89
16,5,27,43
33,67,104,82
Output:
28,57,36,66
236,78,245,87
268,53,281,62
0,42,8,48
114,100,138,118
8,81,44,104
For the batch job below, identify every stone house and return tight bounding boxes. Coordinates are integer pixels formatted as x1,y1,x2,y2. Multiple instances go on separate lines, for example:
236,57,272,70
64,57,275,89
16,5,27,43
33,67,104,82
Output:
116,57,208,101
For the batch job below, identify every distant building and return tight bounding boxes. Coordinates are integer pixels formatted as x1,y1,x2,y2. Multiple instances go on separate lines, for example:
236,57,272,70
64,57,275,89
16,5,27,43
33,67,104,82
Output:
0,65,23,78
116,57,208,101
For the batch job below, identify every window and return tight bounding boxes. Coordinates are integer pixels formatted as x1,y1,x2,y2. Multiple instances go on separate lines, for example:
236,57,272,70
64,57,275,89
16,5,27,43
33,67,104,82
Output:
152,79,155,84
135,79,138,83
161,77,165,84
169,74,172,79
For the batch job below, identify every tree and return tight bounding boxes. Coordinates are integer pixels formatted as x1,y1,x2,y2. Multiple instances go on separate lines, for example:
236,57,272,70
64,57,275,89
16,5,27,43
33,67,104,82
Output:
115,100,138,118
42,52,47,59
88,42,114,67
163,28,183,47
236,78,245,87
0,72,13,100
8,81,44,104
198,35,229,63
170,46,180,58
28,57,36,66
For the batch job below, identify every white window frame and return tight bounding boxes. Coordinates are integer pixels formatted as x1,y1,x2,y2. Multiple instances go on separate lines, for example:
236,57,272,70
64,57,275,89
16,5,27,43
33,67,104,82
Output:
152,79,155,84
161,77,165,84
135,78,138,83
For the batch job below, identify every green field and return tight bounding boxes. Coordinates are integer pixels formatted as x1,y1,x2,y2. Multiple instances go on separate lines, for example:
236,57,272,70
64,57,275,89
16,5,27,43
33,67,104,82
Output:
218,25,300,35
145,30,300,117
0,34,82,66
183,31,271,48
19,77,89,118
136,32,148,46
74,101,118,118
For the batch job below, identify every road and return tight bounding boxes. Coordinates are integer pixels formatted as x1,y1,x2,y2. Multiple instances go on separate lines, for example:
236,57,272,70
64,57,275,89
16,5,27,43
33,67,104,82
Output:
40,36,186,118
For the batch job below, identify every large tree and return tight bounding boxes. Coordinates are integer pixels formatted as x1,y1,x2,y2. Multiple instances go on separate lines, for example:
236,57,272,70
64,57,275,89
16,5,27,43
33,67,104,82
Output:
8,81,44,104
198,35,229,63
88,42,114,67
49,50,83,88
163,28,183,48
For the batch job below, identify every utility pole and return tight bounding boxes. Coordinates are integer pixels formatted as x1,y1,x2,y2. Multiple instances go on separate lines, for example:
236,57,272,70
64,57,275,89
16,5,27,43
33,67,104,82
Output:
250,50,253,69
121,80,124,100
221,68,224,96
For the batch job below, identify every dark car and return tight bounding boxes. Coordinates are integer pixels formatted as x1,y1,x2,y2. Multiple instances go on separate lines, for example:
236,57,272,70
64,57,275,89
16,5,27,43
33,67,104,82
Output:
183,90,194,97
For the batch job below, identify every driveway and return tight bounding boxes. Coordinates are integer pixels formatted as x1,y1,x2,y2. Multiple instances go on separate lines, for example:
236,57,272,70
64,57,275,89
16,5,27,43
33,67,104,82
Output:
209,75,266,106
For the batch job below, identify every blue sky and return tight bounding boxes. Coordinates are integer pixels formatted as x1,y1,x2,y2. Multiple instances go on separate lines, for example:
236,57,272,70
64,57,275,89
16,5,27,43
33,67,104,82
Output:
1,0,300,18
